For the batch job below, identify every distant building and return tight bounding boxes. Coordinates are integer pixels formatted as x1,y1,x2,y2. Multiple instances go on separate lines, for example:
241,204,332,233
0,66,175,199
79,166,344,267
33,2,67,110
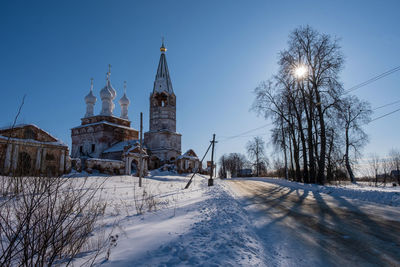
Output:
176,149,200,173
239,169,252,177
71,42,198,175
0,124,70,177
391,170,400,177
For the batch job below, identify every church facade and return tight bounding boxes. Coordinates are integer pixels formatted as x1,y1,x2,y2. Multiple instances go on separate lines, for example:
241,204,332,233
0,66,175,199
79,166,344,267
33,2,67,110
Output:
71,42,198,175
144,43,182,169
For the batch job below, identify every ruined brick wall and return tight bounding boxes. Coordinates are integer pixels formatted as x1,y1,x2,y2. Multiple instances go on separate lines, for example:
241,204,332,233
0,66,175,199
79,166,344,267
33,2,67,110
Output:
0,143,7,172
0,139,69,177
149,93,176,132
144,131,181,166
101,151,123,161
85,158,125,175
71,123,138,159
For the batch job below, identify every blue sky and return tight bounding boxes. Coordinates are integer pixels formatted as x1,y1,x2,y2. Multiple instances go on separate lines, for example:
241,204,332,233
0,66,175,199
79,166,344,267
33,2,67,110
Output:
1,0,399,162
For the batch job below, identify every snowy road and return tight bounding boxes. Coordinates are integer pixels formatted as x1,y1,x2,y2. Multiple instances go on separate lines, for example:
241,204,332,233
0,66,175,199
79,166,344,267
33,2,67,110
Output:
227,179,400,267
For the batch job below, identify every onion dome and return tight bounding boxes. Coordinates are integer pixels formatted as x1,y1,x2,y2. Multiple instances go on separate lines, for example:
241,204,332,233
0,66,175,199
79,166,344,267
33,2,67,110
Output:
100,68,116,100
119,81,130,106
119,93,130,105
100,82,113,99
85,78,97,104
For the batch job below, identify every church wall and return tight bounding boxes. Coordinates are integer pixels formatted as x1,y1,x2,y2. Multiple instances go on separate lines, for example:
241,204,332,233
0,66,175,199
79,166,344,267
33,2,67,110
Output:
71,123,138,159
144,131,181,164
149,105,176,132
101,151,123,161
85,158,125,175
0,138,69,177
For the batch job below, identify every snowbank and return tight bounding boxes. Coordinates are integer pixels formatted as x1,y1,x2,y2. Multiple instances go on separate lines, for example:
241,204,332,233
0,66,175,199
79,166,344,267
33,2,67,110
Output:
73,173,265,266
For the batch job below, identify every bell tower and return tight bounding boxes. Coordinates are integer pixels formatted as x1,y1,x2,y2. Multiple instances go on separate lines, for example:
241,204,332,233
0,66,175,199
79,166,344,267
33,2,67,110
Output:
144,41,181,169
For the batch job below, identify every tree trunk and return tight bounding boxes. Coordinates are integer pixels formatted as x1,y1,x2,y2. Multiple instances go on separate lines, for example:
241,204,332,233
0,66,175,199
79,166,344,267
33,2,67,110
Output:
306,95,316,184
281,120,289,180
345,127,356,183
315,90,326,185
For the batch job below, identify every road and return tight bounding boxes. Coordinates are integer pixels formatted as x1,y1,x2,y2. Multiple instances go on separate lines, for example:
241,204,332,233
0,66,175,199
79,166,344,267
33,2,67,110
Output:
227,179,400,267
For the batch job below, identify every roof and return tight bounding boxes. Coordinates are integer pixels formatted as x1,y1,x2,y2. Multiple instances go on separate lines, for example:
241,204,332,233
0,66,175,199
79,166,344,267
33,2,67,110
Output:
153,48,174,94
177,149,199,160
71,120,136,131
0,134,67,147
103,140,139,153
0,124,65,145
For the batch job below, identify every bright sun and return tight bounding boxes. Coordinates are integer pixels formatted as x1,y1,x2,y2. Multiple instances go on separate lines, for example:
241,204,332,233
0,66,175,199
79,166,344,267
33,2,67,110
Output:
294,65,308,79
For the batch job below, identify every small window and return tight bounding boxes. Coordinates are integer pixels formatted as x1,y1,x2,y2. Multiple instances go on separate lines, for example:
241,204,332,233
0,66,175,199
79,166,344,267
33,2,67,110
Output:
24,128,37,140
79,146,83,154
45,153,55,161
91,144,95,152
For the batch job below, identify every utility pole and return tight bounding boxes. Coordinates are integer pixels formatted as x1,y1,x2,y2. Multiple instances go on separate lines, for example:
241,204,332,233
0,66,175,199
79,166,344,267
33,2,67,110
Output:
139,112,143,188
208,134,217,186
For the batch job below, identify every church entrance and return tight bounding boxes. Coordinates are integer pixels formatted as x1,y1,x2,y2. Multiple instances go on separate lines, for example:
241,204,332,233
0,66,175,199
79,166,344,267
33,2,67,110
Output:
149,156,160,170
131,159,138,175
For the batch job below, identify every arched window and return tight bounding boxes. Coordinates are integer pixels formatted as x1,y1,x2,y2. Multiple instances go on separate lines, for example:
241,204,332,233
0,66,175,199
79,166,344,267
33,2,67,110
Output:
46,153,55,161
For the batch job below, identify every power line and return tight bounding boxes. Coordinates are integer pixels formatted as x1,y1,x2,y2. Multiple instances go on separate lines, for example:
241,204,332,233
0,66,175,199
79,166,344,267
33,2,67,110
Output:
218,66,400,143
373,99,400,111
369,106,400,123
345,65,400,94
219,122,273,142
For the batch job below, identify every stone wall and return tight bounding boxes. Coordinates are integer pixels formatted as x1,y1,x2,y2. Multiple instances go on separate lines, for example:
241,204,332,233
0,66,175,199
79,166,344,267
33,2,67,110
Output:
85,158,125,175
144,130,181,168
149,93,177,132
0,138,70,177
71,122,138,158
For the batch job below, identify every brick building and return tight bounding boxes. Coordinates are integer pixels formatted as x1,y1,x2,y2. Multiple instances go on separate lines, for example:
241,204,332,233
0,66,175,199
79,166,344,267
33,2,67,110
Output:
0,124,70,177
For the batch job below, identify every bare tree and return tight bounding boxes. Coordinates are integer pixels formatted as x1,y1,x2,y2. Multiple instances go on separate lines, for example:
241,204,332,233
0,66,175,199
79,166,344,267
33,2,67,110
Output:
246,136,269,177
389,149,400,184
369,154,380,187
223,153,248,178
0,176,107,266
338,95,372,183
253,25,374,185
218,154,228,178
381,157,390,187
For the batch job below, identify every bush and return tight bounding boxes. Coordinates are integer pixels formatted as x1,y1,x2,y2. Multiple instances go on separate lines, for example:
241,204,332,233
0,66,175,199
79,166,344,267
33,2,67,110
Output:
0,176,107,266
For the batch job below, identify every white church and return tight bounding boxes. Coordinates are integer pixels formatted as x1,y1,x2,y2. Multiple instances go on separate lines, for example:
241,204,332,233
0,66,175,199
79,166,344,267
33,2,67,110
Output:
70,42,200,175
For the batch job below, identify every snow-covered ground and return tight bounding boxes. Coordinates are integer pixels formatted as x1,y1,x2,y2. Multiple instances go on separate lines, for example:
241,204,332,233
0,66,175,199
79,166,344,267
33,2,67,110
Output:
232,177,400,207
72,172,265,266
71,174,400,266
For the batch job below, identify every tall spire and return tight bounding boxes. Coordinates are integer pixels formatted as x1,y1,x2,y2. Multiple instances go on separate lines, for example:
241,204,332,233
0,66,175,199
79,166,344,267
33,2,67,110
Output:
153,40,173,94
160,37,167,53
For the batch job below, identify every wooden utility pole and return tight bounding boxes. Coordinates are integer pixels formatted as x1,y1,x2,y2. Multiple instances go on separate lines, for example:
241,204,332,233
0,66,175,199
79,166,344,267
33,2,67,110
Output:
208,134,216,186
139,112,143,188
